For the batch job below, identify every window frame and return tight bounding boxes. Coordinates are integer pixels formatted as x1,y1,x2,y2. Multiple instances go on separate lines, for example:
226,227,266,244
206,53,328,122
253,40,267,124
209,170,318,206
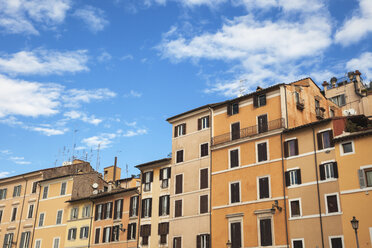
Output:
258,217,273,247
199,168,208,190
329,235,344,248
229,147,240,169
174,123,186,137
71,207,79,220
142,198,152,218
199,195,209,214
38,213,45,227
27,204,34,219
80,226,89,239
317,129,333,150
34,239,42,248
56,209,63,225
53,237,60,248
257,175,271,200
42,186,48,199
286,168,302,187
340,141,355,156
60,182,67,195
174,199,183,218
256,140,269,163
13,185,21,197
291,238,305,248
10,207,17,222
228,218,243,248
200,143,209,157
230,122,240,140
175,149,184,164
67,228,77,241
325,193,341,214
175,173,183,194
127,223,137,240
229,181,241,204
289,198,302,218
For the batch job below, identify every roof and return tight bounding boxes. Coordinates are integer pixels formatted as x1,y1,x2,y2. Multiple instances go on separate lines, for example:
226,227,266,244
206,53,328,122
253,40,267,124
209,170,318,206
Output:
135,158,171,169
90,187,138,200
283,118,334,133
166,103,220,122
334,129,372,143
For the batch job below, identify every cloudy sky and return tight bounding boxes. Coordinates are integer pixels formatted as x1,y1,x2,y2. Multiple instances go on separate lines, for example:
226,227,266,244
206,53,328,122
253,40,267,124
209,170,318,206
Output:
1,0,372,178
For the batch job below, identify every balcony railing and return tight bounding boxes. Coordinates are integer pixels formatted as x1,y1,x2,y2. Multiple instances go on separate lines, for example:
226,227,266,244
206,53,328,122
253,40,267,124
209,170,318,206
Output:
211,118,285,146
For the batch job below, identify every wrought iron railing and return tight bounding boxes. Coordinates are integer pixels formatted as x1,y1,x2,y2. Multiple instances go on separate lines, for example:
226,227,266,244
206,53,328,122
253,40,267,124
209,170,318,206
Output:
211,118,285,146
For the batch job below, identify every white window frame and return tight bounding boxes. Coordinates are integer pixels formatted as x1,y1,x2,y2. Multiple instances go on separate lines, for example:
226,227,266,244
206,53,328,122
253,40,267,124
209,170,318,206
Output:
42,186,48,199
34,239,42,248
339,140,355,156
174,198,183,218
27,204,34,219
324,193,341,215
199,194,209,214
291,238,305,248
256,140,269,163
201,116,209,130
53,237,60,248
229,181,241,204
103,226,111,243
198,233,210,248
228,147,240,169
323,162,336,180
231,102,239,115
176,123,185,137
174,173,184,195
289,198,302,218
56,209,63,225
200,142,209,158
60,182,67,195
257,175,271,200
228,217,244,248
175,149,184,164
328,235,344,248
38,213,45,227
287,168,300,186
257,216,274,247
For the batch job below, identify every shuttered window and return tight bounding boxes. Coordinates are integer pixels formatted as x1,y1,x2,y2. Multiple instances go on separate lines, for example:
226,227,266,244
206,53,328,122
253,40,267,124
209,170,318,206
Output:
284,139,299,157
231,122,240,140
60,182,66,195
290,200,301,217
257,142,268,162
258,177,269,199
198,116,210,130
159,195,170,216
56,210,63,224
330,237,343,248
254,94,266,108
102,227,111,243
174,123,186,137
111,225,120,242
11,207,17,222
258,114,268,133
293,240,304,248
260,219,272,246
127,223,136,240
42,186,48,199
158,222,169,243
32,182,37,194
200,195,208,214
173,237,182,248
285,169,302,186
326,194,339,213
317,130,334,150
197,234,210,248
175,200,182,217
230,222,242,248
175,174,183,194
176,150,184,163
140,224,151,245
95,228,100,244
3,233,14,248
19,231,30,248
230,182,240,204
141,198,152,218
319,162,338,180
227,102,239,115
114,199,123,219
200,143,209,157
27,204,34,219
230,149,239,168
129,196,139,217
200,168,208,189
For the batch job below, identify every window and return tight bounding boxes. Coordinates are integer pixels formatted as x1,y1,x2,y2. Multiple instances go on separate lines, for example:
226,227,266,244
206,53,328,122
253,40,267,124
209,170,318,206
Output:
114,199,123,219
258,114,268,133
102,227,111,243
38,213,45,227
330,237,343,248
200,168,208,189
95,228,100,244
13,185,21,197
42,186,48,199
19,231,30,248
317,130,333,150
200,143,209,157
105,202,113,219
160,167,171,189
95,204,103,220
197,234,210,248
176,150,184,163
68,228,77,240
330,108,335,117
260,218,272,246
257,142,268,162
28,204,34,219
258,177,270,199
175,174,183,194
174,199,182,217
254,94,266,108
174,123,186,137
159,195,170,216
127,223,136,240
158,223,169,244
0,210,3,223
320,162,338,180
32,182,37,194
198,116,210,130
229,149,239,168
60,182,66,195
11,207,17,222
80,226,89,239
141,198,152,218
70,207,78,220
292,239,304,248
142,171,153,191
111,225,120,241
285,169,302,186
173,237,182,248
129,196,139,217
326,194,340,214
3,233,14,248
140,225,151,245
230,222,242,248
340,141,354,155
231,122,240,140
330,94,346,107
53,238,59,248
284,139,299,157
35,240,41,248
200,195,208,214
0,188,7,200
82,205,90,218
227,102,239,115
290,199,301,217
230,182,240,204
56,210,63,224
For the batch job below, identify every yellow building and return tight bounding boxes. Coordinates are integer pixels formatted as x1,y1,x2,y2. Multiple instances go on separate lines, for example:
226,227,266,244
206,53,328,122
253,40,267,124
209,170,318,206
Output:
334,116,372,248
136,158,171,247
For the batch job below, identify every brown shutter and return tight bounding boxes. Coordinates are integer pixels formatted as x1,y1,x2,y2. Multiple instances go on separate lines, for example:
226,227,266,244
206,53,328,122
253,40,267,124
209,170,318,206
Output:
168,168,171,178
294,139,299,155
198,118,202,130
297,169,302,184
227,104,232,115
253,95,258,107
284,141,289,158
200,169,208,189
175,200,182,217
129,197,133,216
127,224,131,240
358,169,366,188
231,222,242,247
167,195,170,215
119,199,123,218
141,199,145,218
206,234,210,248
159,168,163,180
176,175,183,194
333,162,338,178
319,164,325,180
329,130,334,147
95,205,99,221
285,171,290,186
95,228,100,243
114,200,118,219
260,219,272,246
149,198,152,217
109,202,113,218
182,123,186,135
150,171,153,182
207,116,210,128
200,195,208,214
197,235,201,248
102,203,106,219
158,223,169,235
317,132,323,150
259,177,269,199
158,196,162,216
174,126,178,138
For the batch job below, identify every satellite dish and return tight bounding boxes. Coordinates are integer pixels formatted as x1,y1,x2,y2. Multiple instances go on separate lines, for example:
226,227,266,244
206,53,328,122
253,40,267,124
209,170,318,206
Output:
92,183,98,189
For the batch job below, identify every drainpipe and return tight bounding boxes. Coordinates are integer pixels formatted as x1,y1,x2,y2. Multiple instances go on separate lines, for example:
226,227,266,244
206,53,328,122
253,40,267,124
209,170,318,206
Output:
284,85,289,129
208,106,213,248
312,128,325,248
30,182,42,248
136,173,143,247
87,200,94,248
280,133,289,248
15,177,28,247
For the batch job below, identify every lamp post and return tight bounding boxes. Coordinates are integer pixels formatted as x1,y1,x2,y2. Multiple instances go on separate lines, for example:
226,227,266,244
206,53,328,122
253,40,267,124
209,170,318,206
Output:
350,216,360,248
226,240,232,248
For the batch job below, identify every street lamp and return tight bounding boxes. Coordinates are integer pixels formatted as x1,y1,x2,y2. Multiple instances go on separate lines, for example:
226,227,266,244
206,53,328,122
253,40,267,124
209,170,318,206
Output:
226,240,232,248
350,216,360,248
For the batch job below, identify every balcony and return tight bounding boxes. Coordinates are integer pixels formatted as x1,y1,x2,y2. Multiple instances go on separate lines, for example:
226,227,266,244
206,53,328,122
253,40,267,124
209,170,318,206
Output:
316,107,325,119
211,118,285,146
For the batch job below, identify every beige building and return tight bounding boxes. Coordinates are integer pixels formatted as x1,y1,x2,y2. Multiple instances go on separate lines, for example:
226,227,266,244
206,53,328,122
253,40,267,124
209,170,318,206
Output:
167,105,212,248
136,158,171,247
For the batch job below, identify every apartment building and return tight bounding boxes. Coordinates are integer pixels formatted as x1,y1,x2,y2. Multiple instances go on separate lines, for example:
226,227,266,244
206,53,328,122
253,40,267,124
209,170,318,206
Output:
167,105,213,248
333,116,372,248
136,158,171,247
90,187,139,248
209,78,341,248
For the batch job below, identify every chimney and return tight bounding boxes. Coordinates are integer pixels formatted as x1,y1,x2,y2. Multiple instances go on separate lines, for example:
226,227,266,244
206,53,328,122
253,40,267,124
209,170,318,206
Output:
256,86,263,91
354,70,362,83
330,77,337,88
322,81,329,92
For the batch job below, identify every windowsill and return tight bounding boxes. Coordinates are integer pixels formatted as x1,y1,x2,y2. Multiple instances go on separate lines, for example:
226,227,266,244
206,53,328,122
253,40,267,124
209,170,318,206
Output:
257,197,271,201
321,178,338,183
256,160,268,164
289,215,302,220
325,211,342,216
229,202,241,206
340,151,355,156
113,219,122,223
159,214,170,218
287,184,302,189
129,215,138,219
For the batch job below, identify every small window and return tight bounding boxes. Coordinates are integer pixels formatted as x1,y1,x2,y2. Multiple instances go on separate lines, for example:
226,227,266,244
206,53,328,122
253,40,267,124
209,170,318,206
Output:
258,94,266,107
200,143,209,157
330,237,343,248
80,226,89,239
200,195,208,214
11,207,17,221
258,114,268,133
94,228,100,244
129,196,139,217
175,199,182,217
0,210,3,223
38,213,45,227
230,149,239,168
32,182,37,194
82,205,91,218
56,210,63,224
158,222,169,245
95,204,103,220
102,227,111,243
173,237,182,248
230,182,240,204
290,200,301,217
330,108,335,117
228,102,239,115
175,174,183,194
330,94,346,107
285,169,302,186
198,116,210,130
160,168,171,189
13,185,21,197
142,171,153,192
174,123,186,137
341,141,354,155
53,238,60,248
257,142,268,162
105,202,112,219
60,182,66,195
365,169,372,187
197,234,210,248
42,186,48,199
292,239,304,248
3,233,14,248
231,122,240,140
159,195,170,216
317,130,333,150
28,204,34,219
19,231,31,248
127,223,136,240
200,168,208,189
320,162,338,180
111,225,120,241
326,194,339,214
230,222,242,248
258,177,270,199
70,207,78,220
176,150,184,163
35,240,41,248
141,198,152,218
260,218,273,246
114,199,123,219
0,188,7,200
68,228,77,240
284,139,299,157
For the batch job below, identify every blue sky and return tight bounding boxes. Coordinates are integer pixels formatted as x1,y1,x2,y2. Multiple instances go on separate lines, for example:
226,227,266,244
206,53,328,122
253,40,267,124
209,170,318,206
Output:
1,0,372,179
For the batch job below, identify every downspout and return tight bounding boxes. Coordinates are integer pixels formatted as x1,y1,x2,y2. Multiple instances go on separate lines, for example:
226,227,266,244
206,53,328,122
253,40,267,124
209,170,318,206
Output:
87,199,94,248
15,177,28,247
30,182,42,248
136,174,143,247
284,85,289,129
208,106,213,248
312,127,325,248
280,133,289,248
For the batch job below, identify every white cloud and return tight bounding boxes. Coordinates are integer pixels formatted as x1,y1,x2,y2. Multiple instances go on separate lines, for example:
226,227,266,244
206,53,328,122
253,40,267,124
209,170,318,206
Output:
346,52,372,81
125,121,137,127
120,54,134,60
335,0,372,46
123,128,147,137
73,5,109,33
144,0,226,7
233,0,324,13
124,90,142,98
9,156,31,164
64,110,102,125
0,49,89,76
0,171,11,178
31,126,68,136
63,88,116,108
0,0,71,35
97,51,112,62
82,133,118,149
0,150,12,155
